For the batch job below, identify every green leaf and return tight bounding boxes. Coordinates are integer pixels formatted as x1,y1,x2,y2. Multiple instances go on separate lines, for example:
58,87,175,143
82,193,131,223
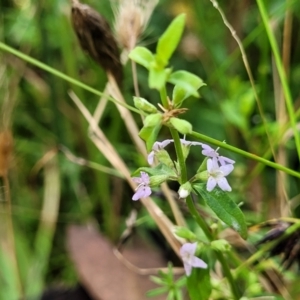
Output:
149,65,171,90
133,97,158,113
155,149,174,168
169,71,206,98
129,46,154,69
193,184,247,239
169,117,192,134
134,163,177,179
156,14,186,67
139,124,161,151
172,85,190,107
143,113,162,128
146,286,169,297
186,266,211,300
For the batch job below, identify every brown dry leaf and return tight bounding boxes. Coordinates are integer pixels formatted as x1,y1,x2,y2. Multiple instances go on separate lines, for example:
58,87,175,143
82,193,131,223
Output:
67,225,167,300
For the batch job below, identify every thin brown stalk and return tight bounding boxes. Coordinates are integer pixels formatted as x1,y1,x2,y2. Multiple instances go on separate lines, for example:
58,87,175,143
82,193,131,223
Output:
107,72,147,157
113,247,184,275
69,90,183,256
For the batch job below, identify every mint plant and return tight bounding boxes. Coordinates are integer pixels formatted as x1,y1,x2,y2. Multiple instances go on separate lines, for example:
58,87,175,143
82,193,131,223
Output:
129,14,247,299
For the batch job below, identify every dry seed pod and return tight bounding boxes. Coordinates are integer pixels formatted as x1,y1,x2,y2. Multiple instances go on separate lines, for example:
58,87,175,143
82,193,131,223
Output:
71,0,123,85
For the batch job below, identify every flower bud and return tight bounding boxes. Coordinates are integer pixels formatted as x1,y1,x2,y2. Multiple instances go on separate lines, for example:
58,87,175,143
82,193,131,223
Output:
134,97,158,113
174,226,196,240
178,181,192,199
210,239,231,252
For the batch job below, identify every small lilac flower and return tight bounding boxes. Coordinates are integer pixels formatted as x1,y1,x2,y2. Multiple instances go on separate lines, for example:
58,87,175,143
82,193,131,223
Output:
207,157,234,192
132,172,152,201
201,144,235,166
180,242,207,276
147,139,174,165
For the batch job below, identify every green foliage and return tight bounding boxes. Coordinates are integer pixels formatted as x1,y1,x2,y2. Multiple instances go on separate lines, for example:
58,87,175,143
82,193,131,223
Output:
194,184,247,239
147,263,186,300
156,14,186,68
169,71,206,99
169,117,193,134
186,266,212,300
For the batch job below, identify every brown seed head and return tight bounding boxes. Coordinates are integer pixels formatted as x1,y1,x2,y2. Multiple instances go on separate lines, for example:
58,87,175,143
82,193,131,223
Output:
71,0,123,85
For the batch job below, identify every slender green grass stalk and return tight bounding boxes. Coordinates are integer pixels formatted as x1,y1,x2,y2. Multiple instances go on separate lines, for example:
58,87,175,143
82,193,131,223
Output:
0,42,140,115
191,131,300,179
256,0,300,160
25,154,60,297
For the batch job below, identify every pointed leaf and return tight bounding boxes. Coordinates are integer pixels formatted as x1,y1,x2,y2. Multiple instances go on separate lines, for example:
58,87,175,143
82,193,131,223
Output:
193,184,247,239
169,71,206,98
156,14,186,67
169,117,192,134
139,124,162,151
129,46,154,69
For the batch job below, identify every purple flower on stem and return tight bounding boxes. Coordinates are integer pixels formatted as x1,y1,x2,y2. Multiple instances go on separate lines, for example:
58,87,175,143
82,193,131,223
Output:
201,144,235,166
132,172,152,201
207,157,234,192
147,139,174,165
180,242,207,276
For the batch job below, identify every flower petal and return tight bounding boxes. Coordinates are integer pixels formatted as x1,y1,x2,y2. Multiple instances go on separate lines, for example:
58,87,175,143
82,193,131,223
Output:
191,256,208,269
217,177,232,191
147,151,155,165
132,186,152,201
183,262,192,276
219,164,234,176
180,242,197,256
207,177,217,192
131,177,142,184
140,172,150,184
218,156,235,166
152,139,173,151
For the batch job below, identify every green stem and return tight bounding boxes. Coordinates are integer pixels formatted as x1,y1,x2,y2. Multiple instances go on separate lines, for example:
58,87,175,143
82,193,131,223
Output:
168,128,240,299
191,131,300,179
159,86,169,108
256,0,300,160
0,42,140,115
170,128,187,183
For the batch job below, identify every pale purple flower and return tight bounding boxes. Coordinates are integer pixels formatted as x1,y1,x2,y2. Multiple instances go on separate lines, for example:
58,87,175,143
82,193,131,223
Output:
207,157,234,192
132,172,152,200
180,242,207,276
147,139,173,165
201,144,235,166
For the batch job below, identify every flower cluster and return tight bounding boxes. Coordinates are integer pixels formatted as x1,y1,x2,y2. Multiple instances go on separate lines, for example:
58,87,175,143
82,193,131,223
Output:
131,139,235,201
